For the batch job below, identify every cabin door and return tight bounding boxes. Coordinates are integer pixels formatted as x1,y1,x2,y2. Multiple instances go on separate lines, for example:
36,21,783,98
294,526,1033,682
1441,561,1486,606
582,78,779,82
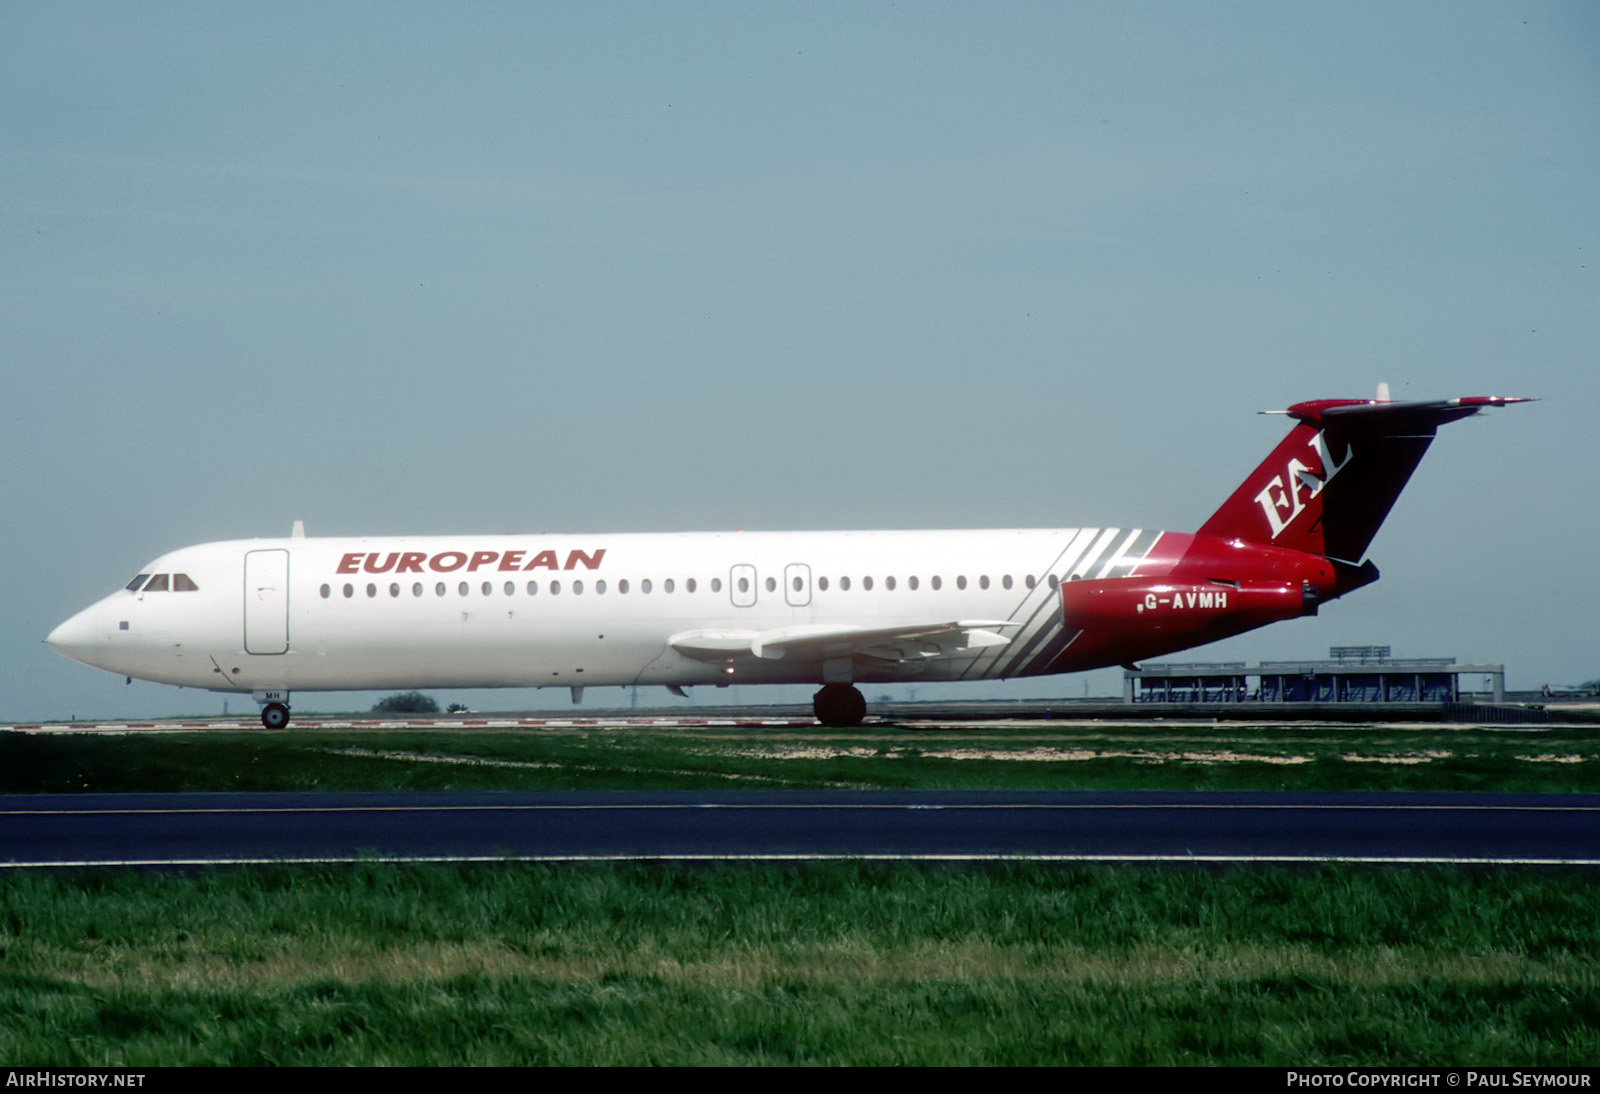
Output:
729,564,757,608
784,563,812,607
244,549,290,654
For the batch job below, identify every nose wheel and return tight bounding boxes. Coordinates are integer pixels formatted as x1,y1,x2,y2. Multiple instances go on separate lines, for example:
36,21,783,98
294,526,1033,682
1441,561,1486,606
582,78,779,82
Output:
812,684,866,727
261,702,290,729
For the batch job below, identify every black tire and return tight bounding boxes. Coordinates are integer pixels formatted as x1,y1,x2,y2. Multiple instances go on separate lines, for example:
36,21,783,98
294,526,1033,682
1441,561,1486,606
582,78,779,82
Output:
812,684,866,727
261,702,290,730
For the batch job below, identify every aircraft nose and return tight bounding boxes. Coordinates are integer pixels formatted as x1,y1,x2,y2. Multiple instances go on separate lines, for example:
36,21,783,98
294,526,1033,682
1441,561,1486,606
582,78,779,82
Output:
46,605,104,662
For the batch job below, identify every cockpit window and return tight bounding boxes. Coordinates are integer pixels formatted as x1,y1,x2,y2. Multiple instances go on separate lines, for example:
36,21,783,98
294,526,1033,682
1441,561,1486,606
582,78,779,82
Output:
128,572,199,593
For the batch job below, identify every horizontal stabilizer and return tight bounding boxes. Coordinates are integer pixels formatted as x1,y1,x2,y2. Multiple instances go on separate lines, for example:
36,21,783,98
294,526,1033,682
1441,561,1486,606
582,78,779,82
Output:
1282,395,1534,433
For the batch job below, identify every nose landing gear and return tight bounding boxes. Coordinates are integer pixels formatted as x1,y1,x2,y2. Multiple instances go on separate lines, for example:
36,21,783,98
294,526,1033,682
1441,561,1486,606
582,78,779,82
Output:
252,691,292,730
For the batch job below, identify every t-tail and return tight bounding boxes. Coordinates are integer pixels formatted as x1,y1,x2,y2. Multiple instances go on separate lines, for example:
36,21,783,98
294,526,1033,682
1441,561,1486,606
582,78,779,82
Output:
1053,394,1532,673
1197,395,1532,569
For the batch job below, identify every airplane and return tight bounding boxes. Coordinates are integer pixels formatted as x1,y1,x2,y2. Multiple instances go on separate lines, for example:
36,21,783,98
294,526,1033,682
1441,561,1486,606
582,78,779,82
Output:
47,393,1530,728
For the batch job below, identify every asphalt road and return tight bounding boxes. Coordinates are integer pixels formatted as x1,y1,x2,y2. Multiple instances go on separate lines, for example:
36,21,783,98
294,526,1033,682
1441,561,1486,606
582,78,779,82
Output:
3,791,1597,866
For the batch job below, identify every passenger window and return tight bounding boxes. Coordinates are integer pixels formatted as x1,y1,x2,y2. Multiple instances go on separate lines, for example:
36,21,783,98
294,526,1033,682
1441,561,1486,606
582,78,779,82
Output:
1026,575,1037,589
956,575,967,590
504,581,515,596
414,583,424,597
841,576,851,591
367,583,377,598
664,578,675,593
527,581,538,595
344,584,354,598
765,577,776,593
551,580,562,595
173,573,199,592
1003,575,1013,590
458,582,469,596
481,581,492,596
1048,575,1061,589
711,578,722,593
909,576,919,590
573,580,584,595
818,576,829,591
436,582,447,597
641,579,652,594
144,574,169,592
932,576,942,591
979,575,990,590
125,574,150,592
863,576,874,591
320,584,331,599
596,580,607,594
885,576,895,591
793,576,804,592
390,583,400,598
618,579,629,594
686,578,697,593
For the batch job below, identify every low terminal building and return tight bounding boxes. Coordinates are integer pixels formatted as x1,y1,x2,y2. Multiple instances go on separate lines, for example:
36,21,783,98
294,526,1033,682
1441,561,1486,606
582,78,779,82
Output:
1124,646,1506,705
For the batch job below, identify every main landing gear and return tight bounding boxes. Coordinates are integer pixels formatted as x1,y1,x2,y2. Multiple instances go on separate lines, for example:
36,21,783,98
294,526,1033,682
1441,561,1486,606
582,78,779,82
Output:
812,684,866,728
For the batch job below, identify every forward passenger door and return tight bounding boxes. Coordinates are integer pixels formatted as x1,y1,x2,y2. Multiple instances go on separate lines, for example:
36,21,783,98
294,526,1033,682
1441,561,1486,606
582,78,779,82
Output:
244,549,289,654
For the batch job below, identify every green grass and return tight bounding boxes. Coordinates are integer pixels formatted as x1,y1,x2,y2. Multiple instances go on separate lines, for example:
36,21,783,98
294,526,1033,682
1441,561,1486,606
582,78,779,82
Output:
2,862,1596,1065
1,722,1597,793
3,722,1596,1065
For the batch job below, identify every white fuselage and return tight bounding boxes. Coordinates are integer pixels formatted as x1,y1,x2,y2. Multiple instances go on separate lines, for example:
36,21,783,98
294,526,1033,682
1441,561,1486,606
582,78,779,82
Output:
47,528,1164,696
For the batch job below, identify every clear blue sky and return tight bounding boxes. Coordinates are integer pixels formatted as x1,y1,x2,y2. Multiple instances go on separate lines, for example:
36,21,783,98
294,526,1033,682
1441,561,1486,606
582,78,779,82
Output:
4,1,1596,719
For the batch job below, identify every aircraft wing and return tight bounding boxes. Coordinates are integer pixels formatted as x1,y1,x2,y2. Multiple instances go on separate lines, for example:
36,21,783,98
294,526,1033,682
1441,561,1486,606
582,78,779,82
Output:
669,620,1016,665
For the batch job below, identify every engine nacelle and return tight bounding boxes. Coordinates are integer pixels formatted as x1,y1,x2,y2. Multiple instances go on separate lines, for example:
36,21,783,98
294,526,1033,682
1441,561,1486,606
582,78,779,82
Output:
1061,578,1316,635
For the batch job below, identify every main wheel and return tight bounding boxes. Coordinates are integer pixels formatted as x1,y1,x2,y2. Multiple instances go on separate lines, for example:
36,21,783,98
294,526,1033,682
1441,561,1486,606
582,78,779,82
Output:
261,702,290,730
812,684,866,727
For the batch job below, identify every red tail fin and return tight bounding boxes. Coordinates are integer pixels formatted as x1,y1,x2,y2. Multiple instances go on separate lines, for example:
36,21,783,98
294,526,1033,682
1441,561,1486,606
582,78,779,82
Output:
1197,396,1531,564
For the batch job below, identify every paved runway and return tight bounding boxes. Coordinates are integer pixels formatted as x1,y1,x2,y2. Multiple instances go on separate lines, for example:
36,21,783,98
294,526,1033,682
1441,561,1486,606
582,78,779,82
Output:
3,791,1597,866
